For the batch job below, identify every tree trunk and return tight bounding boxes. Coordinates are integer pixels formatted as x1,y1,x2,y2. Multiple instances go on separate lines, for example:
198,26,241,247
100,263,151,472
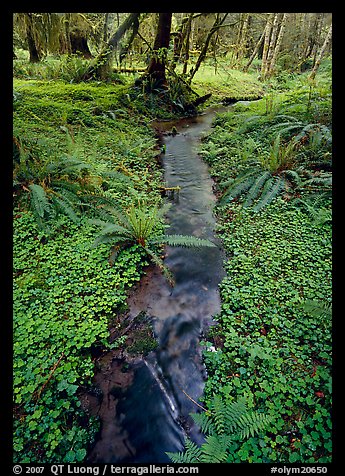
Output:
309,23,332,80
25,13,41,63
265,13,280,75
146,13,172,85
87,12,141,79
171,14,189,70
70,29,92,58
119,14,140,64
260,13,274,79
188,13,228,83
182,14,193,75
103,13,110,43
268,13,287,76
243,28,266,72
236,13,250,60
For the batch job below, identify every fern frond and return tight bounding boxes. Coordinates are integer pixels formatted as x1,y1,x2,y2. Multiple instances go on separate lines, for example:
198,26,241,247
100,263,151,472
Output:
92,234,131,248
220,172,258,204
234,411,272,440
295,123,332,143
95,222,133,242
199,435,228,463
29,183,54,219
46,156,91,176
300,299,332,319
253,176,286,212
166,438,202,463
210,394,226,435
143,246,175,285
50,195,79,223
237,114,263,133
50,179,82,194
224,399,248,433
153,234,216,248
243,171,272,208
302,175,332,188
191,412,216,436
280,169,302,186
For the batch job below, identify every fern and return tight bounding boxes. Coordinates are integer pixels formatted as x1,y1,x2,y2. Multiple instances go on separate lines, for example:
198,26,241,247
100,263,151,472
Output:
292,196,332,225
234,410,272,439
300,299,332,319
29,183,54,219
167,395,272,463
153,234,216,248
191,411,216,436
243,171,272,207
220,171,258,204
199,435,229,463
224,398,248,433
91,201,215,284
280,169,302,186
167,438,203,463
50,194,79,223
253,176,286,212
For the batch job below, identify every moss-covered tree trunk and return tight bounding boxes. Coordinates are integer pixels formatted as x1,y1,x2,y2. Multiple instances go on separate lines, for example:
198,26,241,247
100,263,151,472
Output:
85,13,141,80
145,12,172,86
70,29,93,58
25,13,41,63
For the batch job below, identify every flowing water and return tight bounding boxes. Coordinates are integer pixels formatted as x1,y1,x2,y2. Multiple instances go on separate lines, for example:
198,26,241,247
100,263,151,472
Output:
85,105,229,463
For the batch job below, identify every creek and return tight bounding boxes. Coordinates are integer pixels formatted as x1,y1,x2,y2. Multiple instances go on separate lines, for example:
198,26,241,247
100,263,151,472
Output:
84,105,230,463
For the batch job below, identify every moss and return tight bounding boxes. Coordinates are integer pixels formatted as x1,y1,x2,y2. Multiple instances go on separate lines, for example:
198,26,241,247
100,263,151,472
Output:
127,327,158,356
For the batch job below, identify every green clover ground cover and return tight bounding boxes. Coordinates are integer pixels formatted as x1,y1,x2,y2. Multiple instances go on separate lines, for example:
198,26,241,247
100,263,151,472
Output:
13,78,163,462
13,213,149,462
200,80,332,463
202,201,332,462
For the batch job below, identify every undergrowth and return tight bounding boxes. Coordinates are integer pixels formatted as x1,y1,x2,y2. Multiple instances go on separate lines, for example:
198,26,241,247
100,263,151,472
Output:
13,76,164,462
198,71,332,463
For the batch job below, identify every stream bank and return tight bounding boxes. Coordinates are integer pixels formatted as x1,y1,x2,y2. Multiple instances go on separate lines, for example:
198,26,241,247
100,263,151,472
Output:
82,105,230,463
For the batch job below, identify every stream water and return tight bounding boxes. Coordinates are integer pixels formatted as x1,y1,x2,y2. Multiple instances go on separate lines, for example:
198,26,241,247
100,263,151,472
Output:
85,105,229,464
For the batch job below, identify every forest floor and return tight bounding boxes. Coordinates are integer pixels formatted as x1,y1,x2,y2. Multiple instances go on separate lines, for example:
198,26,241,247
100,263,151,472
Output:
13,56,332,464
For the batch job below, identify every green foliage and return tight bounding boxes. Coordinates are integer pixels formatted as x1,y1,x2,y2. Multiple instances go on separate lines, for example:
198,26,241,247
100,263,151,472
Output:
13,212,149,462
13,146,132,231
13,75,165,463
198,79,331,463
167,395,272,463
201,200,332,463
202,77,331,213
92,200,216,284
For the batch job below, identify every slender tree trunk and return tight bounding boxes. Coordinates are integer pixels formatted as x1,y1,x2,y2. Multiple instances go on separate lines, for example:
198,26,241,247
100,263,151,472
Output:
171,14,189,70
146,13,172,85
236,13,250,60
309,23,332,80
243,28,266,72
267,13,287,77
119,14,140,64
188,13,228,83
103,13,110,43
182,14,193,75
265,13,280,75
260,13,274,79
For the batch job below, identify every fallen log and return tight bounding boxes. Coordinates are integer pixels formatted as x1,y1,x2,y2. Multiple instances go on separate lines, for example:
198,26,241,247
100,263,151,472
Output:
190,92,212,107
113,67,146,73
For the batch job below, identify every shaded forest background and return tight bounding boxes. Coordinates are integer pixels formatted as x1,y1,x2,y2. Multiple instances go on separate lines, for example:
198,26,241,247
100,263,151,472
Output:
13,13,332,84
